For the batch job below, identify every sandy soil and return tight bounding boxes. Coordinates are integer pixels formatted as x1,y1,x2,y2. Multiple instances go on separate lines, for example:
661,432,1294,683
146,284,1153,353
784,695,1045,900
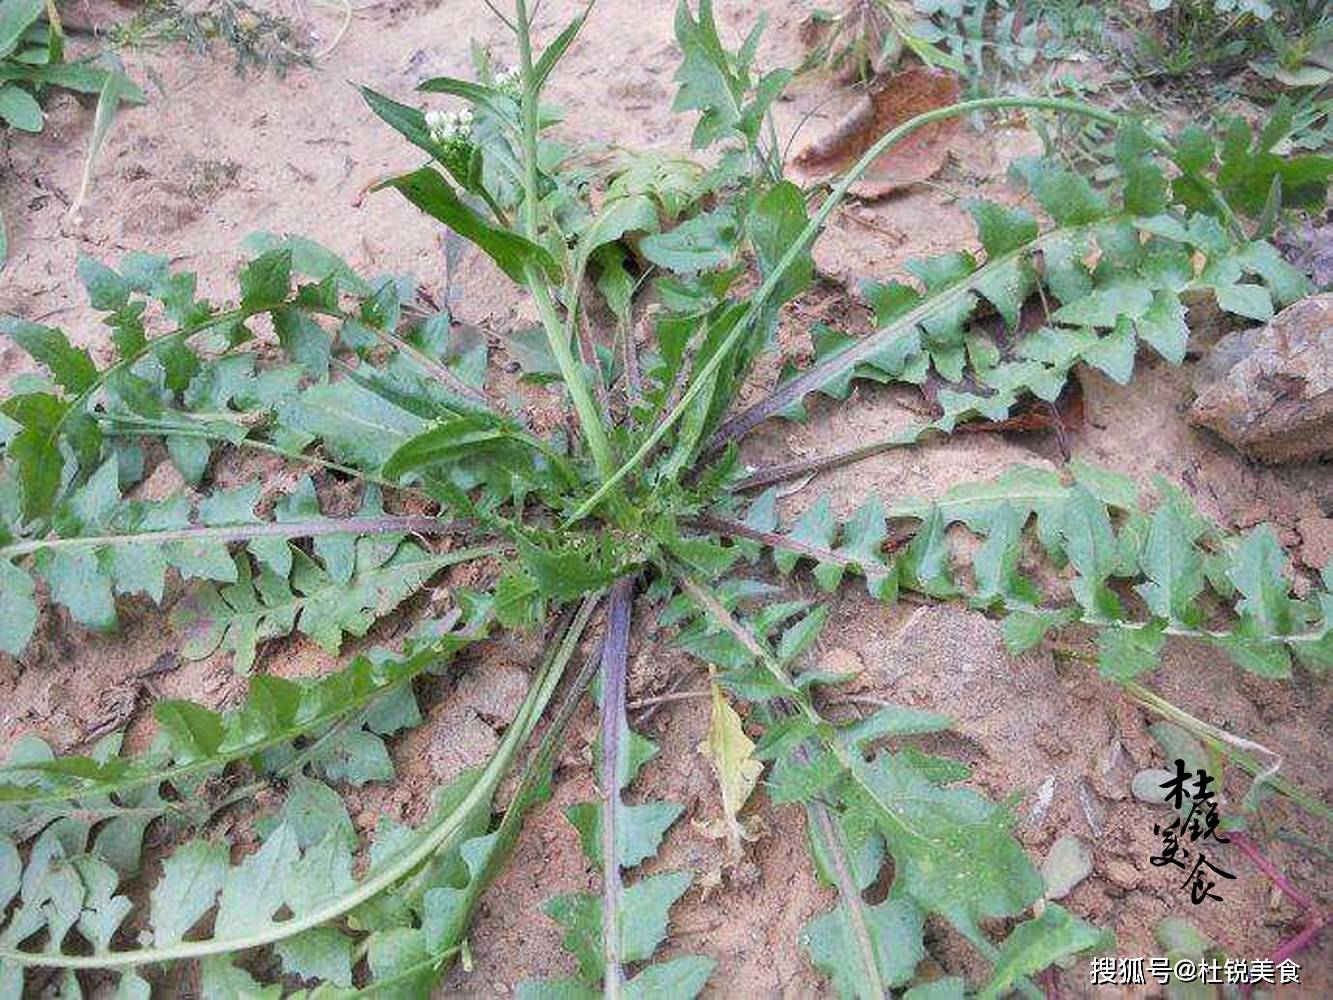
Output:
1,1,1329,996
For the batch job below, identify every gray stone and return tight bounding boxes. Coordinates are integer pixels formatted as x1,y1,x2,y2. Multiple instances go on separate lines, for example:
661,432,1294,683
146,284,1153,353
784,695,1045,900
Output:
1189,293,1333,463
1042,835,1093,900
1132,768,1175,804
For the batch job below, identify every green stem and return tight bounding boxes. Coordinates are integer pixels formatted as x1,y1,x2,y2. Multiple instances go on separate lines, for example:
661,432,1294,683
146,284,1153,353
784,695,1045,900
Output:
37,302,291,498
1121,680,1332,824
95,413,409,492
0,517,475,560
514,0,616,481
376,325,492,410
0,595,601,970
0,618,491,806
566,95,1237,525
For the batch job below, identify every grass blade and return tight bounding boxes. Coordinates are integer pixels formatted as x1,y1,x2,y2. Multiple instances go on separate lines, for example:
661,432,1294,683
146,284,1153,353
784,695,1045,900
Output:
68,56,141,221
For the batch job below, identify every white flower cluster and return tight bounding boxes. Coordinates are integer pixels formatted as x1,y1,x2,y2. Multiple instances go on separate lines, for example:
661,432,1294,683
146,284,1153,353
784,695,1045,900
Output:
425,106,474,146
493,67,522,99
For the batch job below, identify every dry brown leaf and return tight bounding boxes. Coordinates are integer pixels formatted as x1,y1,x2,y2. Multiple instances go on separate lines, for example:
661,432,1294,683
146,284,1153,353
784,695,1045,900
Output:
1081,233,1103,274
696,679,763,864
790,68,961,200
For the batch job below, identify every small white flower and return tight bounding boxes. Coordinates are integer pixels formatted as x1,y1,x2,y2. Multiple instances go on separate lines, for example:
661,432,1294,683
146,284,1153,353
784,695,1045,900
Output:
425,105,475,147
494,67,522,99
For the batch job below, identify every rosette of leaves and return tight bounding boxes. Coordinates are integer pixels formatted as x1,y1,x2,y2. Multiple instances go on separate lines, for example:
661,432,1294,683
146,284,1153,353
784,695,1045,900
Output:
0,0,1326,994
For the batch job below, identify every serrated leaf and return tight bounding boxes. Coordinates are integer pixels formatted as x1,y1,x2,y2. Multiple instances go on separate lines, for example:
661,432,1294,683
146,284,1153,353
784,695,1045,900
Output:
1082,316,1137,384
274,927,354,987
0,560,37,656
891,465,1066,532
214,822,300,937
153,700,225,764
1018,160,1110,227
1001,608,1076,654
673,0,745,148
545,870,693,983
898,507,956,598
280,776,356,852
565,800,684,870
72,856,132,952
970,504,1038,607
1097,623,1166,680
280,380,426,473
39,548,116,630
968,201,1037,258
848,753,1042,941
624,955,715,999
0,628,477,808
1,319,97,393
149,839,228,946
200,958,282,999
1214,630,1292,678
576,194,659,272
312,729,395,787
1059,487,1120,619
1213,281,1272,321
239,249,292,309
801,897,925,998
1136,290,1189,364
838,705,951,752
768,745,842,805
1227,525,1292,636
978,904,1111,999
640,208,737,273
1135,502,1204,624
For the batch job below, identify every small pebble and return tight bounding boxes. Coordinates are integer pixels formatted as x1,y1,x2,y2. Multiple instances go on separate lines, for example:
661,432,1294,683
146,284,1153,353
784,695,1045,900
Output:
1132,768,1176,804
1103,858,1141,891
1042,835,1093,900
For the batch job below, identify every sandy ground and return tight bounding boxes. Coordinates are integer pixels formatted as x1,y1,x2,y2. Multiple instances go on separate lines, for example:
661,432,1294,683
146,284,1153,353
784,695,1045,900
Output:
1,1,1329,996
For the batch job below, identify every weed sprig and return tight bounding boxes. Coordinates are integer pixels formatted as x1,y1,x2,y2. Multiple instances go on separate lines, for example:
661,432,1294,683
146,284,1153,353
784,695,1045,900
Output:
0,1,1327,995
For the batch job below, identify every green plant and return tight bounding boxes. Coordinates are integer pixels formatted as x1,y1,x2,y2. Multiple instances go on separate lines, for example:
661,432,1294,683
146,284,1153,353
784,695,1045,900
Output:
1249,0,1333,87
110,0,311,76
1132,0,1332,83
0,0,143,264
0,0,1328,995
799,1,964,81
908,0,1072,96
